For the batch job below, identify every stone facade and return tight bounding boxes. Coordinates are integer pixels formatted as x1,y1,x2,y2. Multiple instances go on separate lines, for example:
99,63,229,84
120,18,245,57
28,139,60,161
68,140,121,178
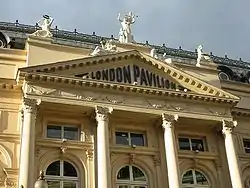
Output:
0,29,250,188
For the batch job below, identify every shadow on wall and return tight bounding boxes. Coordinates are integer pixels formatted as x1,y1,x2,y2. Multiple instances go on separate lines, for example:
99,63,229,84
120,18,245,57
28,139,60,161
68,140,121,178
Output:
0,111,9,132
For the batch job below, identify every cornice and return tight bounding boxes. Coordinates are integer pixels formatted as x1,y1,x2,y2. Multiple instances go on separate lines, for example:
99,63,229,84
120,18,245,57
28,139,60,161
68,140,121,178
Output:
111,146,159,156
232,108,250,118
0,133,20,143
0,48,27,62
221,80,250,94
0,83,22,93
23,72,238,105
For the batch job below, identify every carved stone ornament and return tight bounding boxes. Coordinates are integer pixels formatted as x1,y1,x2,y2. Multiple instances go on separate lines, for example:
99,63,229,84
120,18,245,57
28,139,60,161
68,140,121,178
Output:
86,149,94,161
22,98,40,114
222,119,237,135
153,155,161,166
129,154,136,164
5,178,17,188
162,113,178,129
95,106,113,122
90,39,118,56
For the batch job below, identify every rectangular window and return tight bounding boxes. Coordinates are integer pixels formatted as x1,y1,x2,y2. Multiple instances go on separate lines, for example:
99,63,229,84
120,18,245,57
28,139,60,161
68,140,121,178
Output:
115,132,145,146
243,139,250,153
47,125,79,140
178,137,205,152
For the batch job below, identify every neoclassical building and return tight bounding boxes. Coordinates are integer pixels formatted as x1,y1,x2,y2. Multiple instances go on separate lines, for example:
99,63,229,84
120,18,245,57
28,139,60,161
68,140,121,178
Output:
0,16,250,188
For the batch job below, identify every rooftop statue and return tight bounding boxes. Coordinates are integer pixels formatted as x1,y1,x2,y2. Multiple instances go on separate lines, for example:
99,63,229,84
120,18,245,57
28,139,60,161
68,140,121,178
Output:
90,39,118,56
196,45,212,67
32,15,54,38
117,12,138,43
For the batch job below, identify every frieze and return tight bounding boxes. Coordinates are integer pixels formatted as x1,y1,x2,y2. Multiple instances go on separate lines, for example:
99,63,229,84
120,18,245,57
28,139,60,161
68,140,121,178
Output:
26,84,232,118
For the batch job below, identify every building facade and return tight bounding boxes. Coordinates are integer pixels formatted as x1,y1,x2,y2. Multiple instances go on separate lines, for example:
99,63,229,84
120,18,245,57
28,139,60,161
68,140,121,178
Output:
0,17,250,188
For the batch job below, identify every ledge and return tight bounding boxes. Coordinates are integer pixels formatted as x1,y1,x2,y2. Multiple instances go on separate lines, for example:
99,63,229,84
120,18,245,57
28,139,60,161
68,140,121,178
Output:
178,150,218,160
111,145,159,156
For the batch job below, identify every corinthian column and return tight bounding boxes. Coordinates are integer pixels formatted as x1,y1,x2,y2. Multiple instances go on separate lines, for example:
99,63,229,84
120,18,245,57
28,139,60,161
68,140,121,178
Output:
18,98,39,188
162,113,180,188
95,106,113,188
222,120,243,188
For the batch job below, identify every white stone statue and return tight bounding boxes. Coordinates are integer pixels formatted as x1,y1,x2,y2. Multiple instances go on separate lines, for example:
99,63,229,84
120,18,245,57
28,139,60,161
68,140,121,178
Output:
196,45,203,67
117,12,137,43
90,40,118,56
32,15,54,38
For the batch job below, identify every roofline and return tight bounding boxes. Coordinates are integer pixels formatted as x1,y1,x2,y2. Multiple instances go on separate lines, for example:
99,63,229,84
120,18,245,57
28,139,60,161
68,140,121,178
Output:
0,21,250,70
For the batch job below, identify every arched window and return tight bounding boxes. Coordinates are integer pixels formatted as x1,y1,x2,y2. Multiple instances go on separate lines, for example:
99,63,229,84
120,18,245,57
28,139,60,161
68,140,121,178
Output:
116,165,148,188
46,160,78,188
181,169,210,188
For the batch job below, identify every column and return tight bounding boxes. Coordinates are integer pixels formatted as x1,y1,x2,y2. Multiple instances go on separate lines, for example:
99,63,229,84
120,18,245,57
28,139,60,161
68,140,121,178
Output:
18,98,38,188
222,120,243,188
162,113,180,188
95,106,113,188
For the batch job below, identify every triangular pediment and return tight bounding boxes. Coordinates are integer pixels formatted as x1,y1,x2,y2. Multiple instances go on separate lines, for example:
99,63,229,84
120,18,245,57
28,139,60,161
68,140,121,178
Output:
18,50,239,101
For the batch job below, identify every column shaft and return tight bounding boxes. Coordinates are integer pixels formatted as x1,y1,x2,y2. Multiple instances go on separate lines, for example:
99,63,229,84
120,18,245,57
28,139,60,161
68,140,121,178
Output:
162,114,180,188
18,98,37,188
95,106,112,188
222,120,243,188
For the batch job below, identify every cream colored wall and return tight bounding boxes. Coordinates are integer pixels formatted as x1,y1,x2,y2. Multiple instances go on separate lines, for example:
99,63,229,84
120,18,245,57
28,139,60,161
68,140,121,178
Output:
0,48,26,80
0,90,21,187
26,36,91,66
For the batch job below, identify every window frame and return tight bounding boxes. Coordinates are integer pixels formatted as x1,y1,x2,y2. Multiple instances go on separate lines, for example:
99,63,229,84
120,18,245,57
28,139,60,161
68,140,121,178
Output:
181,169,210,188
116,165,148,188
115,131,146,147
46,124,80,141
46,160,79,188
178,136,207,152
243,138,250,154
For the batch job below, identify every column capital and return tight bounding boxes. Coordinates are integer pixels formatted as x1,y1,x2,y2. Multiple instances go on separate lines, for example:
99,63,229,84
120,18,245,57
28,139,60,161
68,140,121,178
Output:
95,106,113,122
22,98,41,114
162,113,178,129
222,119,237,135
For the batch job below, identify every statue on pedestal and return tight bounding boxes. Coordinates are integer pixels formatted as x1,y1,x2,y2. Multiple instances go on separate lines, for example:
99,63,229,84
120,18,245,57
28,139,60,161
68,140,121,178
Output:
117,12,138,43
32,15,54,38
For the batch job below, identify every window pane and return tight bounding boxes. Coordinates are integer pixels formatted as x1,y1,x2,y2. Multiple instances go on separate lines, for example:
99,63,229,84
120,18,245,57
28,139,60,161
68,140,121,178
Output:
117,166,130,180
118,185,129,188
64,161,77,177
132,166,146,181
179,138,190,150
191,139,204,151
64,127,79,140
116,132,129,145
48,181,60,188
63,181,77,188
182,170,194,184
46,160,60,176
195,171,209,185
244,140,250,153
47,125,62,139
131,133,144,146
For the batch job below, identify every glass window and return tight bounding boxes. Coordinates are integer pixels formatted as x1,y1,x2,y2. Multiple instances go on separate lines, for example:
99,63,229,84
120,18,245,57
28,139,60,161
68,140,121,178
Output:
116,165,148,188
116,132,129,145
46,160,78,188
131,133,144,146
47,125,61,139
182,169,209,187
243,139,250,153
47,125,79,140
115,132,145,146
178,137,205,152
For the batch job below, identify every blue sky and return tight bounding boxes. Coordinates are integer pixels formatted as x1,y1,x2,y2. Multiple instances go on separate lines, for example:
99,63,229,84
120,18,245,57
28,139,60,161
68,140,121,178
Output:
1,0,250,61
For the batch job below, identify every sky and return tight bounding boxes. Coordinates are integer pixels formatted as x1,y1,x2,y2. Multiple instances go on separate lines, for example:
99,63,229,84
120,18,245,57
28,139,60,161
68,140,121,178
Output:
1,0,250,61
